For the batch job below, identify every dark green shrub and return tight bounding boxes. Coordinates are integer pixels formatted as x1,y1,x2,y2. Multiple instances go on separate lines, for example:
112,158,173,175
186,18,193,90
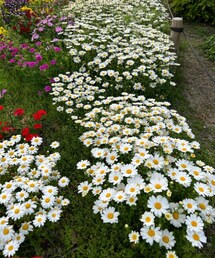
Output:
169,0,215,24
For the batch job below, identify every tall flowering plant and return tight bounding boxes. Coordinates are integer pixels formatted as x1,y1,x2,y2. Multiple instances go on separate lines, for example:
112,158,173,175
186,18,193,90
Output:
0,135,69,257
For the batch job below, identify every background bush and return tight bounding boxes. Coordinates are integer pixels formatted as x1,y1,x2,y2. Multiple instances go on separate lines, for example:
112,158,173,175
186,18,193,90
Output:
170,0,215,24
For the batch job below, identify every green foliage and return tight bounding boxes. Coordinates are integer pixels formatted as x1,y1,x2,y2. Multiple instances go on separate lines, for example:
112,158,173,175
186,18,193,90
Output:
203,34,215,61
170,0,215,24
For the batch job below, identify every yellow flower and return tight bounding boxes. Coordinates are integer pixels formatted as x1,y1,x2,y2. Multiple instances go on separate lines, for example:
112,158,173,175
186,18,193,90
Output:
20,6,34,13
0,27,7,36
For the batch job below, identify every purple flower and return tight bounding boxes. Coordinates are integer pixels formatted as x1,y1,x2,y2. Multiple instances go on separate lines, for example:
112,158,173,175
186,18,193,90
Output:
9,59,16,63
0,89,7,98
35,53,42,62
20,43,28,49
35,41,42,47
32,34,39,40
38,27,44,32
29,48,35,53
53,46,61,52
55,26,63,33
50,59,56,65
50,78,55,83
44,85,51,92
39,64,49,71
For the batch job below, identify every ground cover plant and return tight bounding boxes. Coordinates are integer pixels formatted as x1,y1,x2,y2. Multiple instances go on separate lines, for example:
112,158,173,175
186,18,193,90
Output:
0,0,215,257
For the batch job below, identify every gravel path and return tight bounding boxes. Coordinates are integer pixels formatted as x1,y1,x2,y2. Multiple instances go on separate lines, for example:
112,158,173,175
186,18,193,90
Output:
178,23,215,145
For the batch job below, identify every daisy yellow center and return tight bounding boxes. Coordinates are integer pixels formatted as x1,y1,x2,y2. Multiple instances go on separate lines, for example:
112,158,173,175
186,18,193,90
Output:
153,159,159,165
14,208,20,214
130,188,135,192
52,214,57,218
155,184,162,189
22,224,29,230
25,203,31,209
181,164,187,169
56,199,61,204
48,189,53,193
113,176,119,181
1,220,6,225
81,164,86,167
6,183,12,188
171,172,176,176
132,235,137,240
107,213,114,219
187,203,193,209
145,217,151,222
180,176,186,181
162,236,170,243
110,156,115,161
194,171,199,176
173,212,179,220
38,218,42,222
129,197,135,202
45,198,50,203
83,186,88,191
118,195,123,199
126,169,132,174
124,147,129,151
154,202,162,209
2,195,7,199
140,153,145,157
114,167,119,171
106,193,111,198
147,229,155,237
8,246,14,251
30,183,35,187
210,180,215,186
1,157,6,162
198,187,204,192
169,255,175,258
193,233,200,241
182,147,187,151
199,203,206,210
3,228,9,235
191,221,197,227
100,170,105,174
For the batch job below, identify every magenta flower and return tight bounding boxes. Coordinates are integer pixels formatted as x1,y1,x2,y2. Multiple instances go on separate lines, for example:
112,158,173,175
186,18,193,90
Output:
39,64,49,71
53,46,61,52
35,53,42,62
35,41,42,47
29,48,35,53
50,59,56,65
44,85,51,92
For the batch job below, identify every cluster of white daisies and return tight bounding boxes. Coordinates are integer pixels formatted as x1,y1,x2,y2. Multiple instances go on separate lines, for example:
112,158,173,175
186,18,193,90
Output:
60,0,178,94
47,0,215,257
0,135,69,257
75,93,215,256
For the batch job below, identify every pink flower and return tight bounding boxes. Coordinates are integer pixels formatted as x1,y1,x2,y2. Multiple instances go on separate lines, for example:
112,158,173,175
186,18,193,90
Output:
39,64,49,71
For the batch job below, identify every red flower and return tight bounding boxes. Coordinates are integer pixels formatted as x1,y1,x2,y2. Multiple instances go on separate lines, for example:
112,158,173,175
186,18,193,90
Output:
22,127,30,136
33,123,42,129
14,108,25,116
25,133,39,141
33,110,47,120
0,105,4,111
0,134,3,139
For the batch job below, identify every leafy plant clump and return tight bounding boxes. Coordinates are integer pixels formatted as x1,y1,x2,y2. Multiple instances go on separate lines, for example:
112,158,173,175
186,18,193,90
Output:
170,0,215,24
203,34,215,62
